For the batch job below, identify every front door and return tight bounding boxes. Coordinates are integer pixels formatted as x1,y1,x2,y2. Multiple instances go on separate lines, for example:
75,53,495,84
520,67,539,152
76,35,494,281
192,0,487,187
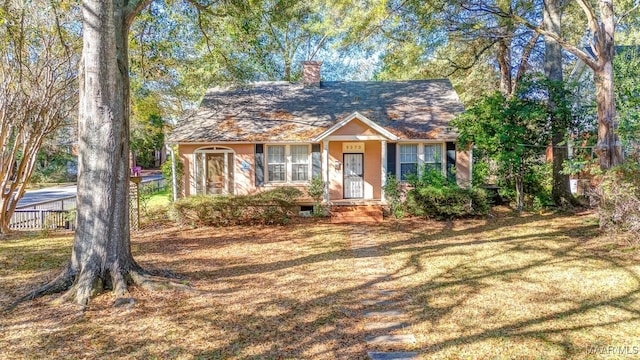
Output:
195,151,235,195
206,153,225,194
343,153,364,199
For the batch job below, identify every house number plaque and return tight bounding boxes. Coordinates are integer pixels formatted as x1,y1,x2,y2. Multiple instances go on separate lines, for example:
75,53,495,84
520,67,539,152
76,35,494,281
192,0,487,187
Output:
342,142,365,153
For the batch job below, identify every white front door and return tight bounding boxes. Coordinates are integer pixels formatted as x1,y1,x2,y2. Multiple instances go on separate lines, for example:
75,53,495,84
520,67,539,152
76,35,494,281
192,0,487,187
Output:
344,153,364,199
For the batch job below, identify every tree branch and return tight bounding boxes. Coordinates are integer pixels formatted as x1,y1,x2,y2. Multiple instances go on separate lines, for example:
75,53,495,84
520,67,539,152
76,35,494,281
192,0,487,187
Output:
616,2,640,26
510,13,599,71
575,0,600,36
124,0,152,28
514,32,540,91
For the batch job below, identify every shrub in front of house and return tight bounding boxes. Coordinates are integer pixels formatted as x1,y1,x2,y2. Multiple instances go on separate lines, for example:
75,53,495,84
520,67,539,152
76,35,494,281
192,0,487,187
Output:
173,187,302,226
406,168,489,220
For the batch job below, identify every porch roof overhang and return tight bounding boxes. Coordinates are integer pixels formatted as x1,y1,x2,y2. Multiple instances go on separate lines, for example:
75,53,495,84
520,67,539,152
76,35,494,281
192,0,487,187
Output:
311,111,400,143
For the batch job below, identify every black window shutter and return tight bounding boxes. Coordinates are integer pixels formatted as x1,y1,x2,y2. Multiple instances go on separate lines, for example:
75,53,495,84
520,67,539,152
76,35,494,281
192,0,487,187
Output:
446,142,456,181
387,143,396,177
311,143,321,178
255,144,264,186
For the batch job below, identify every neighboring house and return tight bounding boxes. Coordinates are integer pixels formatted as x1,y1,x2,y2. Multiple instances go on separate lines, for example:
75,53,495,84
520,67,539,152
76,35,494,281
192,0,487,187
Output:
166,61,471,204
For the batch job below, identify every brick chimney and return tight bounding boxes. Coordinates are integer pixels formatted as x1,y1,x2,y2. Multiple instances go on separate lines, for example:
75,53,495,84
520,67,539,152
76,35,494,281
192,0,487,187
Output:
302,61,322,87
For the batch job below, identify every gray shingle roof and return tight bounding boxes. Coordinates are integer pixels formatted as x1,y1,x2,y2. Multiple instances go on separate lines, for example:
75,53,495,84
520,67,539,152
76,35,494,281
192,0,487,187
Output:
167,79,464,143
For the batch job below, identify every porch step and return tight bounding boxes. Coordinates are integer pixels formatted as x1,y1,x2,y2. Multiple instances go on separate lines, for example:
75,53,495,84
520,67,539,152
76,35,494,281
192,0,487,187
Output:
331,205,383,224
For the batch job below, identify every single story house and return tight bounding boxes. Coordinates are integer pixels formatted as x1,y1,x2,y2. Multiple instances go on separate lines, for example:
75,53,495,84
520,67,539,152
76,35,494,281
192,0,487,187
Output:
166,61,471,204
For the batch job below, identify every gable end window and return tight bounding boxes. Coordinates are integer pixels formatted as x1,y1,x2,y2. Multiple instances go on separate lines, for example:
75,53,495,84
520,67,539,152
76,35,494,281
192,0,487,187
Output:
265,144,311,184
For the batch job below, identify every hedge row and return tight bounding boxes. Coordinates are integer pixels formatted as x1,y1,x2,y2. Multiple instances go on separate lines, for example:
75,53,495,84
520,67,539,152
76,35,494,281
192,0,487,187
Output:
173,187,302,226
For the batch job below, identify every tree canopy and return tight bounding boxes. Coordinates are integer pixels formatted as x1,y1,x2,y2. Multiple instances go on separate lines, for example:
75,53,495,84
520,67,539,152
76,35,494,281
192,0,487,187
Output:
0,0,78,234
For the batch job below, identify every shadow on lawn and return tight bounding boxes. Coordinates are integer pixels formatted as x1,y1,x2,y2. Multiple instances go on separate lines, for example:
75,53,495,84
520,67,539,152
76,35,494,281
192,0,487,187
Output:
2,212,639,359
378,213,640,358
135,212,638,359
137,212,637,358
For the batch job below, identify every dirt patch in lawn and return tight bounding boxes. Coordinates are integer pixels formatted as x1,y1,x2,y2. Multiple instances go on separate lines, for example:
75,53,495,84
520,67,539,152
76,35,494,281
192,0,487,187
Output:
1,211,639,359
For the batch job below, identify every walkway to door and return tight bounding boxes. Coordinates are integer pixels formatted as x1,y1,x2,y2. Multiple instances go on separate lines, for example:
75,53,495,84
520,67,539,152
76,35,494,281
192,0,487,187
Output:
349,225,419,359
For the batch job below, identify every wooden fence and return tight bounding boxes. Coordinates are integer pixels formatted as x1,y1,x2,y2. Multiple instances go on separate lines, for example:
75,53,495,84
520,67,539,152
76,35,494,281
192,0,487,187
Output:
8,178,166,231
10,209,74,230
9,195,76,230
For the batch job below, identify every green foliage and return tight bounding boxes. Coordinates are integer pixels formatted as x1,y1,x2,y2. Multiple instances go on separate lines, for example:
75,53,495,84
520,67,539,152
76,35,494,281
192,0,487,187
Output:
406,168,489,220
525,162,553,211
131,113,165,168
452,78,554,209
614,47,640,154
173,187,303,226
592,159,640,243
470,149,492,187
307,176,325,216
139,181,166,216
161,148,183,200
30,145,76,184
383,173,404,218
453,86,549,171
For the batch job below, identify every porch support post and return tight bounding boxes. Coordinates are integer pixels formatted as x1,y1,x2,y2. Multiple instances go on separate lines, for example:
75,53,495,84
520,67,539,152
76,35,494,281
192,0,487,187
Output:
323,140,329,202
166,144,178,202
381,140,387,202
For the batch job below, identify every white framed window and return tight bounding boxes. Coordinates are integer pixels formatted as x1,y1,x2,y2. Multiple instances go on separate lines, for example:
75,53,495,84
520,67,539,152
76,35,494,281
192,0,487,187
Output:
291,145,309,182
265,144,311,183
395,142,446,181
424,144,443,172
267,145,286,182
399,144,418,180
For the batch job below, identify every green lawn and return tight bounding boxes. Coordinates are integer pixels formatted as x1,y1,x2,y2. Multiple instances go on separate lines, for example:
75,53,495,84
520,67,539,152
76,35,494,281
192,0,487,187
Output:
0,210,638,359
143,188,172,209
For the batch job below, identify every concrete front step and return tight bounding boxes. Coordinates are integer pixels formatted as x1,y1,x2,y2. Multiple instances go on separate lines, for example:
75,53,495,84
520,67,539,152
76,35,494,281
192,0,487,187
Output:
368,352,420,360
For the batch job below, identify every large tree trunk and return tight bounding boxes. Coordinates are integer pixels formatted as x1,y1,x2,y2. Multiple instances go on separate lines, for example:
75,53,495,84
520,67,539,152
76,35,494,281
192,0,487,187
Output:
593,0,622,168
7,0,153,309
515,168,524,212
65,0,136,305
590,0,622,169
510,0,623,169
497,38,513,96
544,0,573,206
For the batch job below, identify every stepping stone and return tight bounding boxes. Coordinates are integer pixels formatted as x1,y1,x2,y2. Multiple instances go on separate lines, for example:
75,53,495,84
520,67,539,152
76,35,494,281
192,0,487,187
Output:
371,282,398,289
366,290,399,299
373,290,398,296
363,310,405,318
364,321,409,331
368,352,419,360
365,334,416,345
360,299,399,306
357,249,378,256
